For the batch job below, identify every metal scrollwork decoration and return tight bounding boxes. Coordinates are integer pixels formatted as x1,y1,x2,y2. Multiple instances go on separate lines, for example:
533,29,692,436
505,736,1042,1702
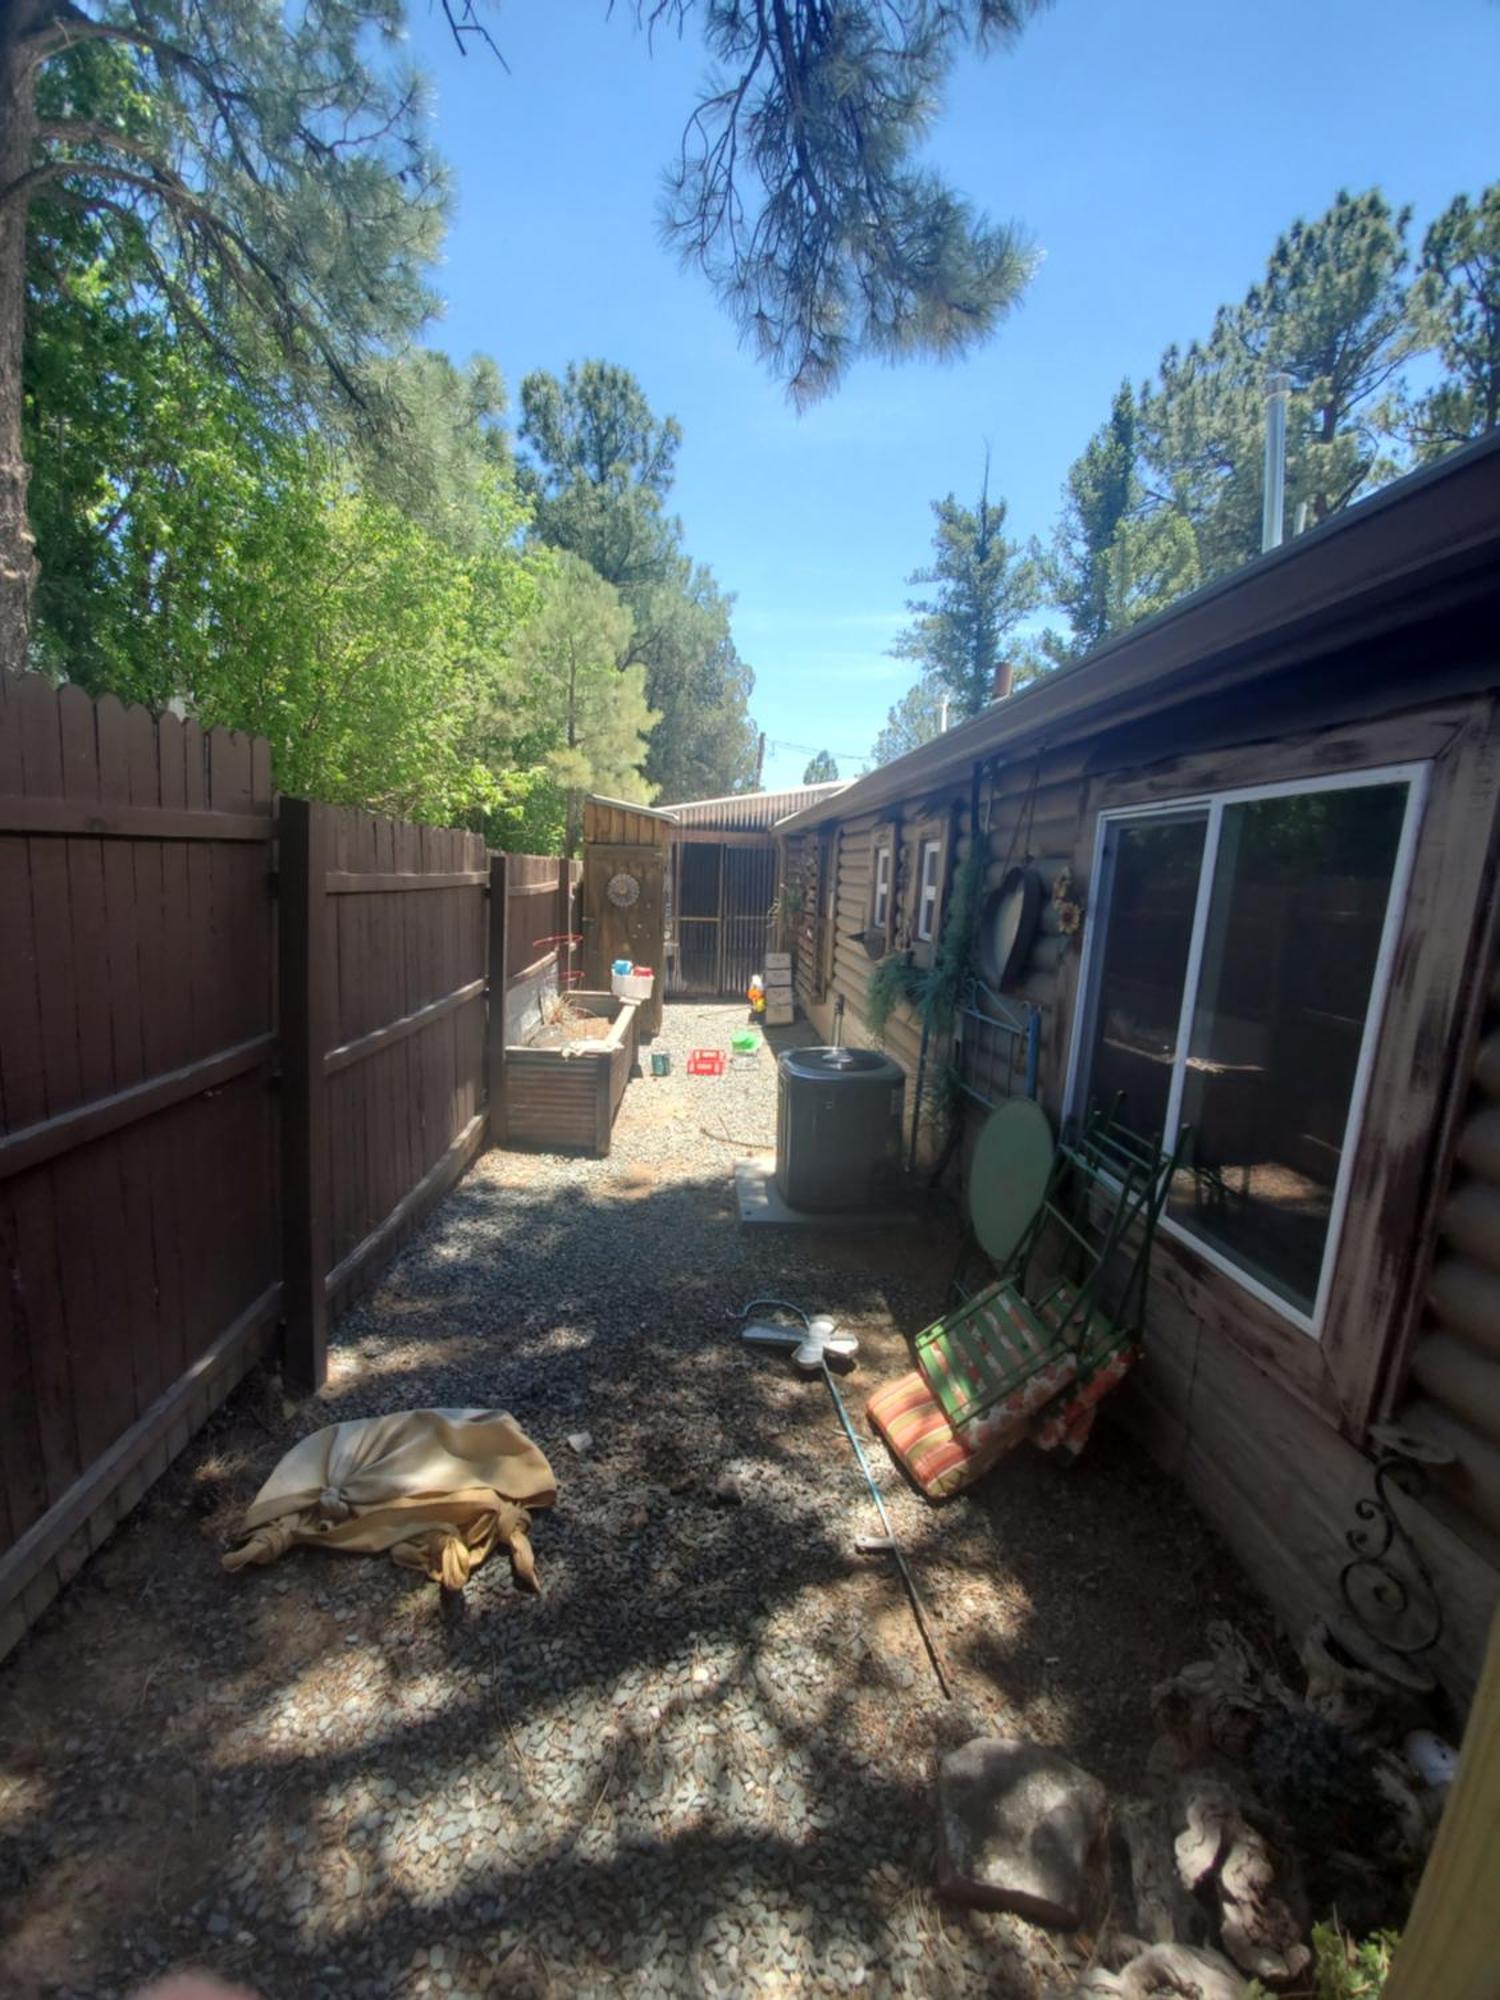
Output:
1338,1423,1453,1657
606,871,641,910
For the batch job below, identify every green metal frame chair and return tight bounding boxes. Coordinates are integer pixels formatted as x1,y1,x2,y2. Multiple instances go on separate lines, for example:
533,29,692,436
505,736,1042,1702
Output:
916,1100,1189,1440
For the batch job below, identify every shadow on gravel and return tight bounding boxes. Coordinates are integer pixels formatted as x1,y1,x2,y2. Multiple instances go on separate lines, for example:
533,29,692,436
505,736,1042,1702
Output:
0,1144,1269,2000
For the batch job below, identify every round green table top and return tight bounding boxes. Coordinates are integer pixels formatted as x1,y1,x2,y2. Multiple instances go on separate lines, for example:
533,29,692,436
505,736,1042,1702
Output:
967,1098,1055,1266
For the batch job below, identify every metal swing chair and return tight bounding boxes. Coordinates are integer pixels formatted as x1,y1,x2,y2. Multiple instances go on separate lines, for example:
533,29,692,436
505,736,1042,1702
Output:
869,1100,1190,1500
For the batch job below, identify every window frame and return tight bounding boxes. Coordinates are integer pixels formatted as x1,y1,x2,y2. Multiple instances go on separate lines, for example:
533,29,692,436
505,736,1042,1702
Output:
871,839,893,937
1062,760,1429,1339
915,836,943,943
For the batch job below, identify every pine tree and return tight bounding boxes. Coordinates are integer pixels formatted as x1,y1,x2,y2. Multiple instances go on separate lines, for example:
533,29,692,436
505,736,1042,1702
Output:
1246,188,1414,523
893,463,1038,720
498,552,656,855
518,361,758,801
642,0,1047,405
1129,189,1413,597
1045,381,1138,659
1404,185,1500,459
802,750,839,784
870,675,946,767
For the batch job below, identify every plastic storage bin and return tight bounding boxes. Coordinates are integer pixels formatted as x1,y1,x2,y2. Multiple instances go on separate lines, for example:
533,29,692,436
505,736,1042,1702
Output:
611,965,655,1002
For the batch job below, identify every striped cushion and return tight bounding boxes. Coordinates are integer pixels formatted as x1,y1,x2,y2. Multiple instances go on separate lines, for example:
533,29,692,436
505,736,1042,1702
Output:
867,1370,1015,1500
1030,1344,1137,1457
915,1278,1122,1446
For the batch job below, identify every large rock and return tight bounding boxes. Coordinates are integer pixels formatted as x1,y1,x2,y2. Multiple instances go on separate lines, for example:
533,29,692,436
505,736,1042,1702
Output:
1072,1943,1250,1999
935,1737,1108,1929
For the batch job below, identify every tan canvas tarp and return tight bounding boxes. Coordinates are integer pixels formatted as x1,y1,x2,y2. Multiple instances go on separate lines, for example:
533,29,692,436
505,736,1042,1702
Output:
223,1409,557,1591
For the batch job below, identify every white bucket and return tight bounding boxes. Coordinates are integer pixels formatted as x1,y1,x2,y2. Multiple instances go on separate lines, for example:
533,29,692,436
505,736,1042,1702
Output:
611,968,655,1002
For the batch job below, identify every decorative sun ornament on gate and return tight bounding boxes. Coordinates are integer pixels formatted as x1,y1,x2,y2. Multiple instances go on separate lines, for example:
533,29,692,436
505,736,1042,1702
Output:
606,871,641,909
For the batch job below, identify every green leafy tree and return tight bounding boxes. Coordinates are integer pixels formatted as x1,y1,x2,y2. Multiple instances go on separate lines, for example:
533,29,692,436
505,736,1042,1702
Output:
24,166,547,817
518,361,758,801
1403,184,1500,459
893,464,1039,720
802,749,839,783
490,551,656,854
871,673,946,767
1,1,446,673
186,460,545,821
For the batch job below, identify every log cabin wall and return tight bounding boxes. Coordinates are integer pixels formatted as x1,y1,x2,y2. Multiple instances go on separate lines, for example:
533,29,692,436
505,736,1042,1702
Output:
1388,907,1500,1572
781,635,1500,1701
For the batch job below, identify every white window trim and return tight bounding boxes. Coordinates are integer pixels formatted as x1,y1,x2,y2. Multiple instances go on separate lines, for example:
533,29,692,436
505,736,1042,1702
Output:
1062,761,1430,1340
872,842,892,933
916,838,942,942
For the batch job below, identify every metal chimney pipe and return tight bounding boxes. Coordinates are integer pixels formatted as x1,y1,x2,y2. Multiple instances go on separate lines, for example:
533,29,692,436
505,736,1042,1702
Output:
1262,371,1291,553
991,660,1014,704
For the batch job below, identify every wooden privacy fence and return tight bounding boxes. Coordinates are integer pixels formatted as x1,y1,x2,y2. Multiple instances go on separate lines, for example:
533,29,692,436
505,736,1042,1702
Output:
491,850,579,1045
279,799,491,1394
0,676,279,1656
0,673,579,1657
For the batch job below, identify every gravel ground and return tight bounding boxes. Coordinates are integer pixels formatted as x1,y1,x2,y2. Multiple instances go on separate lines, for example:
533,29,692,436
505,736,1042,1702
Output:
0,1002,1272,2000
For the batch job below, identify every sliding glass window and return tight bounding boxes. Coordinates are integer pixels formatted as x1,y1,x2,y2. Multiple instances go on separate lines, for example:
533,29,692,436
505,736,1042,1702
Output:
1070,769,1424,1329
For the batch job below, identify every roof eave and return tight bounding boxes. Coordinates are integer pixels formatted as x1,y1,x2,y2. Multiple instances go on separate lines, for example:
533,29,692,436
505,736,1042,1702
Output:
774,430,1500,837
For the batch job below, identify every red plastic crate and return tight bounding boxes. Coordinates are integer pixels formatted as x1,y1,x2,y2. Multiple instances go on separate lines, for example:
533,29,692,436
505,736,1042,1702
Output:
687,1048,726,1077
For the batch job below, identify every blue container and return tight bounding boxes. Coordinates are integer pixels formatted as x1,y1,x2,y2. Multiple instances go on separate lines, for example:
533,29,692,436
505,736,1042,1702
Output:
650,1051,671,1077
612,958,633,977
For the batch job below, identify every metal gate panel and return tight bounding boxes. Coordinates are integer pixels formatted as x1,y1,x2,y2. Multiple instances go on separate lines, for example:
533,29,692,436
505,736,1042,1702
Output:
721,846,777,996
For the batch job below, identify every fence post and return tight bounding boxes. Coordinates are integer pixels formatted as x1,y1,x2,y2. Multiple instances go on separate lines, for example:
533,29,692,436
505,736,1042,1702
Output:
279,797,331,1393
486,850,509,1146
556,861,574,987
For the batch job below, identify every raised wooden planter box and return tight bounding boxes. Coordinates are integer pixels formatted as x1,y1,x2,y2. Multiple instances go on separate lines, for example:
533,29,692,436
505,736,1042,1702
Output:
499,992,640,1157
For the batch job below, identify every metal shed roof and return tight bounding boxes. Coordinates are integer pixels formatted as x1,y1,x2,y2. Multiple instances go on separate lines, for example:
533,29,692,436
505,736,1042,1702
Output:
661,780,849,833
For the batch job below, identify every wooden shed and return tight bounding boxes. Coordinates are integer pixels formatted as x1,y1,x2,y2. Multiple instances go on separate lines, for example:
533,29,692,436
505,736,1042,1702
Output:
582,782,850,1005
580,795,673,1036
775,431,1500,1705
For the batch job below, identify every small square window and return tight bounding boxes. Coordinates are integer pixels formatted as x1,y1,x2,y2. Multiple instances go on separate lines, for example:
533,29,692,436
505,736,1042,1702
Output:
916,839,942,942
872,844,892,933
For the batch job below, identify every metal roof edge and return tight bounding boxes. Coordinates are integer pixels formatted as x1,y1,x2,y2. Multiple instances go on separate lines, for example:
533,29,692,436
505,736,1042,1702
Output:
660,779,850,814
774,430,1500,837
585,794,679,823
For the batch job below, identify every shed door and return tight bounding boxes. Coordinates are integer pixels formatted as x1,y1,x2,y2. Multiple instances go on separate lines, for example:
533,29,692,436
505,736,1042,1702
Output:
672,843,722,995
721,845,777,997
583,842,664,1032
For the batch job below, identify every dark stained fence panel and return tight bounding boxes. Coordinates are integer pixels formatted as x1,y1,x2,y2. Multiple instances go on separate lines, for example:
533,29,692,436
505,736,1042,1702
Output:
0,675,279,1657
2,675,570,1647
280,802,491,1380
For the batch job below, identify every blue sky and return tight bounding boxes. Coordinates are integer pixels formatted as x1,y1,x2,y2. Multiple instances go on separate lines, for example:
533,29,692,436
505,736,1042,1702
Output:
420,1,1500,793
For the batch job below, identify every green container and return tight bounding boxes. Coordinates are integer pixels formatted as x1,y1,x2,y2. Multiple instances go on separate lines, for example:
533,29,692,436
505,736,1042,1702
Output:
730,1030,759,1055
650,1051,671,1077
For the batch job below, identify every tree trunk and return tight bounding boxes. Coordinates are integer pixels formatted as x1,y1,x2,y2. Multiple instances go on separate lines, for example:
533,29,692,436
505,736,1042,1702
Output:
0,6,41,675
